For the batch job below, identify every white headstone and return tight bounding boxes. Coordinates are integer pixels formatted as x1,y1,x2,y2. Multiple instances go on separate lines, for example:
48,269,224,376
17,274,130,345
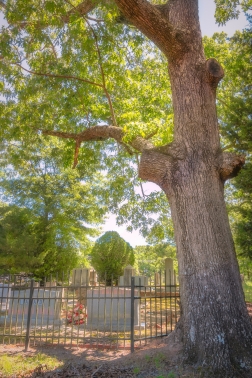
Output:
86,287,140,331
72,268,90,286
154,272,161,286
3,288,62,326
165,258,175,286
134,276,148,287
89,270,97,286
118,265,135,287
0,284,12,311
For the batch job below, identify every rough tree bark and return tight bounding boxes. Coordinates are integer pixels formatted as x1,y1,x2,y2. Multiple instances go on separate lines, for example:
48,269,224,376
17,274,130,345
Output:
114,0,252,376
42,0,252,375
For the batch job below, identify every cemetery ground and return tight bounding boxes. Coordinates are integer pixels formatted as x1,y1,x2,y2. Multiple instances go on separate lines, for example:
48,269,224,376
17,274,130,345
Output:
0,302,251,377
0,276,251,377
0,336,222,378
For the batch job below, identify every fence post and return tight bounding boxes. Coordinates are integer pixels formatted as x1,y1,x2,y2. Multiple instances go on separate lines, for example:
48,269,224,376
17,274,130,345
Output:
130,276,135,353
25,279,34,352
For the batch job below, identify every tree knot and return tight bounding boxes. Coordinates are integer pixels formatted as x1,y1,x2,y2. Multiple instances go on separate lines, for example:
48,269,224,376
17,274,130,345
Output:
218,152,245,181
205,58,224,90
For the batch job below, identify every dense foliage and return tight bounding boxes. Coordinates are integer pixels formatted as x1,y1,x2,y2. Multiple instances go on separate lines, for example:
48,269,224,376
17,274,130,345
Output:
134,243,176,276
0,0,174,244
203,15,252,269
0,1,251,269
0,139,107,277
90,231,134,284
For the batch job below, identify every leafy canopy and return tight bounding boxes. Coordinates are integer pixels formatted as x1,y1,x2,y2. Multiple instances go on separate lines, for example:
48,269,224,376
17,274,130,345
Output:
0,0,251,249
0,137,107,278
203,15,252,264
90,231,134,284
0,0,174,242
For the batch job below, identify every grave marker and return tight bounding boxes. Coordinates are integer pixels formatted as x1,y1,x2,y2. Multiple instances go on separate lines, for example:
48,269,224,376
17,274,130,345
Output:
86,287,140,331
0,284,11,311
3,288,62,326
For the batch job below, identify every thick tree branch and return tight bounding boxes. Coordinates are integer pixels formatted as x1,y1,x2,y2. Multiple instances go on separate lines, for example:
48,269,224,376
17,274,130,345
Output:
43,125,154,150
205,58,224,90
139,149,172,188
116,3,168,24
62,0,100,23
113,0,185,58
42,125,154,167
218,152,245,181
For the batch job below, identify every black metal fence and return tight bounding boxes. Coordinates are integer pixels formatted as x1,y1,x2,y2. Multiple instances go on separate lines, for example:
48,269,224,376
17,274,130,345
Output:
0,272,180,352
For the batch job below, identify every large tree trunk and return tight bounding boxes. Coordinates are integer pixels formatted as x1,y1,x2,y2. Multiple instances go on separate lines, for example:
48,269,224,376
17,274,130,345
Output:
44,0,252,374
139,83,252,375
113,0,252,375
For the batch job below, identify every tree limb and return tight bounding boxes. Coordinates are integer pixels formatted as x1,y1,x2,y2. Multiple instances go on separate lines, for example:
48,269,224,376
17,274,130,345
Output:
14,63,103,89
113,0,184,58
3,0,102,28
139,149,172,187
219,152,245,181
42,125,154,167
0,0,6,10
85,17,118,126
205,58,224,90
62,0,100,23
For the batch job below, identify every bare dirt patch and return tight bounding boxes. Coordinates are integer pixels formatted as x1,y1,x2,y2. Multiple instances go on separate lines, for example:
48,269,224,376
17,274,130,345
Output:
0,337,187,377
1,301,252,378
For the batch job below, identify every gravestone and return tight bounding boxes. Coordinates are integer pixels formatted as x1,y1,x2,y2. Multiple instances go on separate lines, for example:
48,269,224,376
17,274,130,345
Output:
3,288,62,326
72,268,90,286
72,268,90,305
86,287,140,331
119,265,135,287
45,281,56,287
89,270,97,286
134,276,148,287
154,272,161,286
0,284,12,311
165,258,175,286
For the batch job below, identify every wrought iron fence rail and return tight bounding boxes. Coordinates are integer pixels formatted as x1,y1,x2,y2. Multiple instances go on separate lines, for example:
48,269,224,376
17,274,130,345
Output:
0,272,181,351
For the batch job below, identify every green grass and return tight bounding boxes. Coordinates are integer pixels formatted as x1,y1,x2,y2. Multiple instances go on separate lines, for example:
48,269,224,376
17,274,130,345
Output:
0,352,62,377
243,280,252,302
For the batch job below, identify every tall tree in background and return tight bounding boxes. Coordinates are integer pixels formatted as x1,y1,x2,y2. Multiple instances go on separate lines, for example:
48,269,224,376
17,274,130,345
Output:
218,17,252,265
0,0,252,375
91,231,134,284
0,139,107,277
203,16,252,272
134,243,176,276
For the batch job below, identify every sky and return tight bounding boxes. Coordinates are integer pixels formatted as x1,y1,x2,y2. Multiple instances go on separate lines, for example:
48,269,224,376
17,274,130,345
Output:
103,0,249,247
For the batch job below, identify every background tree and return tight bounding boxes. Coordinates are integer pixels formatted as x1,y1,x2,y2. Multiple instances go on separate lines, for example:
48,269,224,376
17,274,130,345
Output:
203,15,252,274
134,243,177,276
0,0,252,375
0,138,107,278
90,231,134,284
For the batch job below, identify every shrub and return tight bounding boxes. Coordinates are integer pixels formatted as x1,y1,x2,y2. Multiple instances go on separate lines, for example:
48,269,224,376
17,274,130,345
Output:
91,231,134,284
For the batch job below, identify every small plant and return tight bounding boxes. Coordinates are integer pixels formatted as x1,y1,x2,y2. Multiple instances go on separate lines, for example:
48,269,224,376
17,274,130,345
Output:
145,354,151,362
155,373,176,378
167,372,176,378
133,366,141,375
154,352,165,369
0,355,12,375
67,302,87,325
